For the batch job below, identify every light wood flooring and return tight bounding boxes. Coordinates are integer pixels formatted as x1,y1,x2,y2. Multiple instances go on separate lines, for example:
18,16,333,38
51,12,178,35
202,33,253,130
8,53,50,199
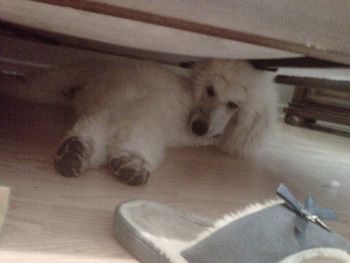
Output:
0,95,349,262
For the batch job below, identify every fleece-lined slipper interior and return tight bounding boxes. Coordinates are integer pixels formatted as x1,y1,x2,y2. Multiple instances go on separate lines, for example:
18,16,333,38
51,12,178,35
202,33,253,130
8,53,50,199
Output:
114,200,350,263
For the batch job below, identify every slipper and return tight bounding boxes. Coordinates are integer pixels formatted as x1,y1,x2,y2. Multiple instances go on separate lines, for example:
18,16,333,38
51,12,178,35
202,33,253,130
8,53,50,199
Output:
114,186,350,263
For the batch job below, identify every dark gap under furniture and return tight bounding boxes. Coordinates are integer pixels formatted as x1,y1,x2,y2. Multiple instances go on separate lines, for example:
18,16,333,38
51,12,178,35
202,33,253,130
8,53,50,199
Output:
275,75,350,128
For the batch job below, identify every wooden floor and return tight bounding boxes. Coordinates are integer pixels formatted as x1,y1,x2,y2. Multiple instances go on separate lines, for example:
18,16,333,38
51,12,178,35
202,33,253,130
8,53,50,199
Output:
0,95,349,262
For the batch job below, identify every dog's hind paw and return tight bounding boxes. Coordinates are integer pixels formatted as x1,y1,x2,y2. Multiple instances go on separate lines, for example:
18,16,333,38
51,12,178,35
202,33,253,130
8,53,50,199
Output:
55,136,90,177
110,153,150,186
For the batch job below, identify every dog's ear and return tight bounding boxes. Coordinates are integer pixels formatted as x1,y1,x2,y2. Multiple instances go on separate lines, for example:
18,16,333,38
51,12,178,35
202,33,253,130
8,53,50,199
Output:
219,99,273,157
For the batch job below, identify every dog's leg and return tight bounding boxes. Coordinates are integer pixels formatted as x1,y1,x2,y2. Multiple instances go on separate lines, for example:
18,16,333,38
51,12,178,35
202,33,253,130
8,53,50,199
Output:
108,127,164,186
55,113,107,177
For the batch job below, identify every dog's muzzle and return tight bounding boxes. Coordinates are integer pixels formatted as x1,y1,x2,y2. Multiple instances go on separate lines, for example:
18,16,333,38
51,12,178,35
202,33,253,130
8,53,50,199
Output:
191,119,209,136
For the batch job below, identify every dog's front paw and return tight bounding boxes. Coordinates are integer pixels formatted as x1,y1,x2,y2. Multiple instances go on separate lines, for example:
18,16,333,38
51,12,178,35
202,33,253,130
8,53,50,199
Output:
55,136,90,177
110,153,150,186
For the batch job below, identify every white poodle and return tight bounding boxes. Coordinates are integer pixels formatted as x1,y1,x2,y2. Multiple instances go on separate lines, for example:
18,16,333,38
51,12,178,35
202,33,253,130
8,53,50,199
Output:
50,59,276,185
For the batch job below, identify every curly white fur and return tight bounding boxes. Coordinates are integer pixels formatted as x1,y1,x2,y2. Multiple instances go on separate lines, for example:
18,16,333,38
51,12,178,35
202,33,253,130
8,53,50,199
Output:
191,59,277,156
12,59,277,179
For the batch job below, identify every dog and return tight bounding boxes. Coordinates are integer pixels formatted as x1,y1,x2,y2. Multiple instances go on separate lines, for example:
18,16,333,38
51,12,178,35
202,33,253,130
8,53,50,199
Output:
49,59,276,185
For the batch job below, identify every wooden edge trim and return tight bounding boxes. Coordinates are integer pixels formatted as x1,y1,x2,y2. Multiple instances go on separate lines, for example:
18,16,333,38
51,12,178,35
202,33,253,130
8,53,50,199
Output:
29,0,350,65
251,57,349,70
275,75,350,90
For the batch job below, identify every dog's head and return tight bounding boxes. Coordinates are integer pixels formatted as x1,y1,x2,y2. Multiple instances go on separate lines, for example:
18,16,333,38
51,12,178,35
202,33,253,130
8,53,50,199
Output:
189,59,276,156
189,60,250,138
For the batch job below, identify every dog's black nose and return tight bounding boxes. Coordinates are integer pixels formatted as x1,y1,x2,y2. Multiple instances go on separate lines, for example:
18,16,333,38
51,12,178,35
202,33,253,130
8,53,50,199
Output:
191,119,209,136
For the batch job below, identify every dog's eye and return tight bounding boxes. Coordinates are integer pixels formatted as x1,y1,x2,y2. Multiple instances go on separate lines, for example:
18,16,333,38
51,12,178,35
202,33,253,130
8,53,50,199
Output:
206,85,215,97
227,101,238,109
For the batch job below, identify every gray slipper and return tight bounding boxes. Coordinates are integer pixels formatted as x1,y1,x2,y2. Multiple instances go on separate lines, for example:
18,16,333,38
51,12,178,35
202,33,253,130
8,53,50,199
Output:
114,187,350,263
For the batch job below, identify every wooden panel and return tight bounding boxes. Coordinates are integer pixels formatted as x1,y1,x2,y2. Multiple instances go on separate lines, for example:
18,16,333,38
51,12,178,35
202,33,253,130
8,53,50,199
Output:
0,0,299,60
89,0,350,57
284,84,350,127
251,57,349,71
0,21,202,65
0,35,126,68
275,75,350,91
285,103,350,126
27,0,350,64
307,89,350,109
0,61,41,76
